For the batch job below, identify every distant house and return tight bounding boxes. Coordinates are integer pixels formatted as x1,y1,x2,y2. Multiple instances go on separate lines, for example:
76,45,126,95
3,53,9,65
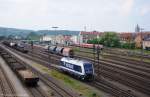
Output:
143,37,150,50
40,34,79,45
79,31,103,43
40,35,53,41
70,35,78,44
134,32,150,48
119,32,135,43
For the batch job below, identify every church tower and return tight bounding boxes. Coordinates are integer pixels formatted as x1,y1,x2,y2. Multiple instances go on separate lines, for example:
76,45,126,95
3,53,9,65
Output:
135,24,140,32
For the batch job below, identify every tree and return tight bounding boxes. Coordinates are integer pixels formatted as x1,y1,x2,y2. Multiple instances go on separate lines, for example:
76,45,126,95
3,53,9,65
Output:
26,32,40,40
0,36,6,40
121,42,135,49
100,32,120,47
87,38,98,44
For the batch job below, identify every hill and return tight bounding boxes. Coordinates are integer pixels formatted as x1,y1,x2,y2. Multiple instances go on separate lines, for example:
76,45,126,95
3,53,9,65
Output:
36,30,80,35
0,27,33,37
0,27,80,37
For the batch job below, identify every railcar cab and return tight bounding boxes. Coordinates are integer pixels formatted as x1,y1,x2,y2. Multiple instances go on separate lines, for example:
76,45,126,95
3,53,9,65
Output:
83,63,94,80
60,57,94,81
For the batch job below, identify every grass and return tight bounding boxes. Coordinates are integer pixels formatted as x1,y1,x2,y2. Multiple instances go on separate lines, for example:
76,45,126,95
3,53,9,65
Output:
33,63,102,97
49,70,101,97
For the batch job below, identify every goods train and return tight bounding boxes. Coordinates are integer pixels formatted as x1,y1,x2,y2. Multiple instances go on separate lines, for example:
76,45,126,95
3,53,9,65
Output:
0,49,39,86
47,46,74,58
3,41,28,53
59,57,94,81
74,43,103,49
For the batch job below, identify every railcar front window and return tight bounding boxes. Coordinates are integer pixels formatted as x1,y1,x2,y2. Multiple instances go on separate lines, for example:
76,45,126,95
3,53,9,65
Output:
84,64,93,74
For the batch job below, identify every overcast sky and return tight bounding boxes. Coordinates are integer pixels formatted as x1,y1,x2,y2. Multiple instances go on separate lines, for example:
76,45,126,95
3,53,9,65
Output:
0,0,150,32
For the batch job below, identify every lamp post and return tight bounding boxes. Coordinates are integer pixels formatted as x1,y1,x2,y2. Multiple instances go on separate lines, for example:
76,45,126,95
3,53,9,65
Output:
52,26,59,45
140,28,144,62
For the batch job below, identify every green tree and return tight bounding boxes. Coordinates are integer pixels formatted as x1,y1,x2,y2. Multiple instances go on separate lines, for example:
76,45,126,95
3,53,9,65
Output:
121,42,135,49
100,32,120,47
87,38,98,44
26,32,40,40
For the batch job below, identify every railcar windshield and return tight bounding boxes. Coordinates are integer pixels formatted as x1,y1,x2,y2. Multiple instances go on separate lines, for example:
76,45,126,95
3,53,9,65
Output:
84,63,93,74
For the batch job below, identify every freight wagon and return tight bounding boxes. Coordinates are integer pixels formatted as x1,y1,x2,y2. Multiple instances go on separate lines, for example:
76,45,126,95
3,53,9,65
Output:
17,70,39,86
48,46,74,57
0,49,39,86
3,41,28,53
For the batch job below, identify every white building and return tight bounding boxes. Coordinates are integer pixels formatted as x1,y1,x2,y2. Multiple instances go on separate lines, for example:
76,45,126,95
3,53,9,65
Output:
40,35,53,41
40,33,83,45
143,38,150,50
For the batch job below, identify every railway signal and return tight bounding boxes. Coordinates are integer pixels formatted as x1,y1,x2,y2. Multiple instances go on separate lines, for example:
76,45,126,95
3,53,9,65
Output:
93,44,101,76
93,44,96,66
140,28,144,63
96,45,101,75
31,41,34,50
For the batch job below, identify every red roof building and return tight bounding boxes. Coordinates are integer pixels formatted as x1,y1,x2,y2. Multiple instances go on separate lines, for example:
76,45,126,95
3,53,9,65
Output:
119,32,134,42
80,31,103,43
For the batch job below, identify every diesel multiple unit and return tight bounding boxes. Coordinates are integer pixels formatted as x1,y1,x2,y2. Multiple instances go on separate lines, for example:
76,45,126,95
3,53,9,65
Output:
59,57,94,81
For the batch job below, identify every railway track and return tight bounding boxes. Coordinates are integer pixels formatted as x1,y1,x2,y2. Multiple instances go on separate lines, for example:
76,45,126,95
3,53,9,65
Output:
74,49,150,80
74,49,150,69
9,45,139,97
91,78,135,97
75,54,150,81
75,55,150,95
27,45,150,96
28,87,49,97
103,48,150,59
0,67,16,97
67,45,150,60
28,46,150,88
0,47,50,97
102,54,150,68
0,44,77,97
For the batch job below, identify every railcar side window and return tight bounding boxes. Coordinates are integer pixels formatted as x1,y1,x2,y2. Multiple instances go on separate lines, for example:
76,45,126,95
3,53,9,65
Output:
74,65,82,72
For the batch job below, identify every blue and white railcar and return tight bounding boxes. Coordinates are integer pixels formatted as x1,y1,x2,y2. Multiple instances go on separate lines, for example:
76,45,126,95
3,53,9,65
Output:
59,57,94,81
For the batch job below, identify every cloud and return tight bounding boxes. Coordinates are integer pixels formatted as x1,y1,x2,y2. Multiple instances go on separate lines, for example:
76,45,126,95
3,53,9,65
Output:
0,0,149,31
120,0,134,16
140,5,150,16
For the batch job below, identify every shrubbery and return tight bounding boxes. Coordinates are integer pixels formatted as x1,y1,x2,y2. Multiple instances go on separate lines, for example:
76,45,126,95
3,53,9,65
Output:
87,32,136,49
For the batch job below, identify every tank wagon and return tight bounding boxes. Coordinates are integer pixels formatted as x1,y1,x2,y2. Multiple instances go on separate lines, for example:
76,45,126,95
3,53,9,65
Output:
0,49,39,86
59,57,94,81
3,41,28,53
48,46,74,58
48,46,57,53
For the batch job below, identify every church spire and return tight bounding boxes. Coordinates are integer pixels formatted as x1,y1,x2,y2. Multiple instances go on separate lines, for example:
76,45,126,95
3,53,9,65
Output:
135,24,140,32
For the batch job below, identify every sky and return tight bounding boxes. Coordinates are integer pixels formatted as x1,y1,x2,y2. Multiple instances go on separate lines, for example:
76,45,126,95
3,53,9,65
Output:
0,0,150,32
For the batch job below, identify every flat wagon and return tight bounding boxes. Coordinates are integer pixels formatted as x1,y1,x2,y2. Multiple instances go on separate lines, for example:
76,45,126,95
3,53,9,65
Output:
17,70,39,86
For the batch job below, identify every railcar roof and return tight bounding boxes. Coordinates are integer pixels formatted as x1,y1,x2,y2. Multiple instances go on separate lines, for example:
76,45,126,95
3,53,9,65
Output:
61,57,91,66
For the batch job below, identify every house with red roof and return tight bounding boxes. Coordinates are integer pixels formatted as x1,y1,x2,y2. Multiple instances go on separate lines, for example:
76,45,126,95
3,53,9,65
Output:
79,31,103,43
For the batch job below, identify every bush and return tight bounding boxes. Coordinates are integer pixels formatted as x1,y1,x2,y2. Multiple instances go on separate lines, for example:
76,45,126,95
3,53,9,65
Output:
121,42,135,49
87,32,120,47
